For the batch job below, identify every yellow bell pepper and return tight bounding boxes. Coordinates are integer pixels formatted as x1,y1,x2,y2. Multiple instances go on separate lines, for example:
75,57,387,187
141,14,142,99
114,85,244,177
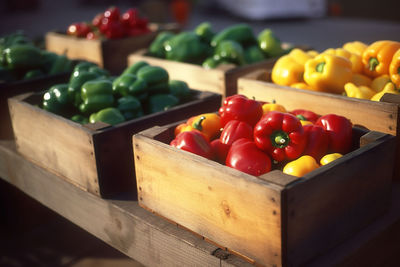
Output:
344,82,375,99
370,82,400,101
371,74,391,92
323,48,363,73
283,155,319,177
271,48,317,86
300,120,313,126
389,49,400,89
262,102,287,115
320,153,343,165
291,82,313,90
351,73,372,87
362,40,400,78
174,113,221,141
304,54,352,94
342,41,368,56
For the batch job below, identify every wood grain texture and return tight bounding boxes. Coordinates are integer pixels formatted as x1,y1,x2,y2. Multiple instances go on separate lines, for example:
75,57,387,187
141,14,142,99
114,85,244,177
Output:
238,70,400,136
128,50,277,98
0,141,249,267
134,125,285,267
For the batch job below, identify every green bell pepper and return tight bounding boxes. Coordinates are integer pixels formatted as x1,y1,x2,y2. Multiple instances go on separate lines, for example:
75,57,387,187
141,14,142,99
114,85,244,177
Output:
202,56,231,69
258,29,284,58
149,31,175,58
244,45,266,64
89,107,125,125
112,73,147,96
117,95,144,120
147,94,179,114
23,69,44,80
79,79,114,114
194,22,215,44
136,65,169,94
42,83,71,115
168,80,191,101
214,40,246,65
4,44,43,70
68,71,100,107
70,114,89,124
211,24,256,48
164,32,210,64
48,54,74,75
122,61,149,76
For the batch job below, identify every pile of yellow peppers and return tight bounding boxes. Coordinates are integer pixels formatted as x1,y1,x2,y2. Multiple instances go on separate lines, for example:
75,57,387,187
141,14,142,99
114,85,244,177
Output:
271,40,400,101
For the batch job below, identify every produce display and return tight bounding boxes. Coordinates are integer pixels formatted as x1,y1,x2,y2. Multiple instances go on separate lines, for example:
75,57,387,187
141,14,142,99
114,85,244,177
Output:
271,40,400,101
147,22,287,68
41,61,192,125
170,94,352,177
66,6,150,40
0,32,74,82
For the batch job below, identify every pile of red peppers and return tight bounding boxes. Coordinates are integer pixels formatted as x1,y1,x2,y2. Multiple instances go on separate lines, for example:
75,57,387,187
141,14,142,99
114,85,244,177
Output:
170,94,353,177
66,6,150,40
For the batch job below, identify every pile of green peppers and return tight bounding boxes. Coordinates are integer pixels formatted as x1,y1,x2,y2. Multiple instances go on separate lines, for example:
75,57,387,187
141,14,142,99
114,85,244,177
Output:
148,22,286,69
0,31,74,82
42,61,192,126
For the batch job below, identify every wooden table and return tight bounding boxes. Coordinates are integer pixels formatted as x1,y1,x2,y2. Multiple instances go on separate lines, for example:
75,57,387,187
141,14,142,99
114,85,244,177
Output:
1,140,399,266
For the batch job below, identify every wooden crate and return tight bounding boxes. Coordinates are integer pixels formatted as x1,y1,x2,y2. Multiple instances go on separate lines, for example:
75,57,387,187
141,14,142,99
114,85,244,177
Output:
133,123,396,267
128,49,277,98
0,73,71,139
45,23,180,74
237,69,400,180
9,90,221,198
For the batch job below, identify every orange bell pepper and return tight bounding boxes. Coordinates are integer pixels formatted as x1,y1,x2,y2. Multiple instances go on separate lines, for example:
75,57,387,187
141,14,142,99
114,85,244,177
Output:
389,49,400,88
362,40,400,78
174,113,221,141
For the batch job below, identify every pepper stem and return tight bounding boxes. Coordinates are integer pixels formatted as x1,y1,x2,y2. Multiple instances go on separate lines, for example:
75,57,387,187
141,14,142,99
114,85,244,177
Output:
193,116,206,131
397,66,400,75
270,130,290,148
368,57,379,71
316,62,325,73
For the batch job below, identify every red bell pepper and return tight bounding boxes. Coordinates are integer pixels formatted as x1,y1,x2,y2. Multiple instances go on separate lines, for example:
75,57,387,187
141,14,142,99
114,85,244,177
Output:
226,138,271,176
302,124,329,161
316,114,353,154
210,139,230,164
254,111,306,162
220,120,253,146
170,131,214,159
290,109,320,124
218,94,263,127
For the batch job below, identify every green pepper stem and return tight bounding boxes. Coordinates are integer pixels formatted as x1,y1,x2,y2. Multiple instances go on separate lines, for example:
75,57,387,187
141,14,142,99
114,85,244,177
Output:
270,130,290,148
296,114,306,121
369,57,379,71
316,62,325,73
193,116,206,131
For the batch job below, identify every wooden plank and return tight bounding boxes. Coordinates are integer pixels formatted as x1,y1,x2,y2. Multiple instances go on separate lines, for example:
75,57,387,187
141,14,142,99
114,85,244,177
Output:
134,126,284,267
284,132,396,266
0,141,248,267
238,72,400,136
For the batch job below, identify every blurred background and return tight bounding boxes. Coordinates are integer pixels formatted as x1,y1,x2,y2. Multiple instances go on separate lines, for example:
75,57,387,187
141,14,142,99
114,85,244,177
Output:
1,0,400,266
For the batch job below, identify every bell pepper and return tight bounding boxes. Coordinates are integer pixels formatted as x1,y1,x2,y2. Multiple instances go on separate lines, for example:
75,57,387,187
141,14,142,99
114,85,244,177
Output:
4,44,43,70
174,113,221,141
342,41,368,56
220,120,253,146
304,54,352,94
291,82,313,90
122,61,149,76
170,131,214,160
254,111,306,162
89,107,125,125
244,45,266,64
210,139,230,164
148,31,175,58
164,32,210,64
226,138,271,176
323,48,363,73
320,153,343,165
351,73,372,87
262,102,287,115
23,69,44,80
370,82,400,101
283,155,319,177
362,40,400,78
147,94,179,114
195,22,215,44
211,23,256,48
257,29,284,58
70,114,89,124
42,83,72,115
214,40,246,65
371,74,391,92
302,124,329,161
271,48,317,86
168,80,191,101
79,79,114,114
136,65,169,94
344,82,375,99
316,114,352,154
289,109,320,124
202,56,231,69
117,95,143,120
389,49,400,89
112,73,147,96
219,94,263,127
